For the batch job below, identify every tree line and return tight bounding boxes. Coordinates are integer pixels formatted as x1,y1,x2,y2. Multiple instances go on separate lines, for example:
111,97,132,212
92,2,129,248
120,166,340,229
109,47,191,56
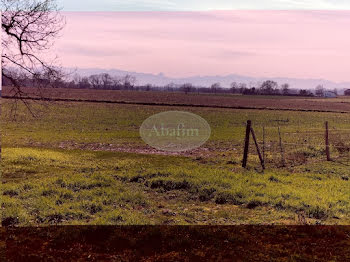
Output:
4,70,341,97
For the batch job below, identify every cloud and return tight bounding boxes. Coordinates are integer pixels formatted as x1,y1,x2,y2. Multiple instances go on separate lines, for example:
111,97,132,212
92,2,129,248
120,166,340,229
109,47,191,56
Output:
58,45,145,57
206,50,256,60
58,0,350,11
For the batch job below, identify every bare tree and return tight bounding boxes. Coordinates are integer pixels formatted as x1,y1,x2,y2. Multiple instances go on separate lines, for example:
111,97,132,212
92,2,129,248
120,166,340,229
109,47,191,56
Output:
210,83,221,94
78,77,91,89
315,85,325,97
1,0,65,116
230,82,238,94
121,74,136,90
88,75,102,89
111,76,122,90
180,83,193,94
145,84,152,91
100,73,113,89
299,89,313,97
281,83,290,95
259,80,278,95
238,83,247,93
73,74,82,86
165,82,176,92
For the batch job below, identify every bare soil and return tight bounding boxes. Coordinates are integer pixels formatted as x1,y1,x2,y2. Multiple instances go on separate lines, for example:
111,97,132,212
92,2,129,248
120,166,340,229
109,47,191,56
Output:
2,226,350,261
3,87,350,113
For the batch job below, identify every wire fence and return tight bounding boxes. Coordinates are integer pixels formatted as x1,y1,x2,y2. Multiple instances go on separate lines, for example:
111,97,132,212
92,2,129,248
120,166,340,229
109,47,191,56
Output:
239,120,350,169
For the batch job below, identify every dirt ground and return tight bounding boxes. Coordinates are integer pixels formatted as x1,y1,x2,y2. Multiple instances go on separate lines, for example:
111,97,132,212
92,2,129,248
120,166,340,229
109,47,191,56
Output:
3,87,350,113
1,226,350,261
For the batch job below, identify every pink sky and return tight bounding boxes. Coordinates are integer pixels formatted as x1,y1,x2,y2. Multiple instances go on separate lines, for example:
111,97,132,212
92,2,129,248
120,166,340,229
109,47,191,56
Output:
54,11,350,82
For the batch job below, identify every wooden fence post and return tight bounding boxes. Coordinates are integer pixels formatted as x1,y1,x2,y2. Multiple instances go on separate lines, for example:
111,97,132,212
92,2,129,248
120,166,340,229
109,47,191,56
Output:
262,126,265,163
325,121,331,161
278,126,285,167
251,127,265,170
242,120,251,168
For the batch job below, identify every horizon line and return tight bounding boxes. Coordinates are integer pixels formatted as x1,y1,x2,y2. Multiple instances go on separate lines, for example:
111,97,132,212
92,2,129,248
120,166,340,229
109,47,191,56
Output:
67,67,350,84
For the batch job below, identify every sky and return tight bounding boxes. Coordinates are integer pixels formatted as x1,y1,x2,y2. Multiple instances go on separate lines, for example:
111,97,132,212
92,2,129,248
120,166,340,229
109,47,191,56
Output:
54,10,350,82
58,0,350,11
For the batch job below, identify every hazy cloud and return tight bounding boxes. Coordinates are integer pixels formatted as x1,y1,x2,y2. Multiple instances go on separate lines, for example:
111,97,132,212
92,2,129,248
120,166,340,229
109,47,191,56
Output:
58,0,350,11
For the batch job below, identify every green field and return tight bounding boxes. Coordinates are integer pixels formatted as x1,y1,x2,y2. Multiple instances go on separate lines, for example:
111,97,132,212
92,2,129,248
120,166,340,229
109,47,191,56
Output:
2,97,350,226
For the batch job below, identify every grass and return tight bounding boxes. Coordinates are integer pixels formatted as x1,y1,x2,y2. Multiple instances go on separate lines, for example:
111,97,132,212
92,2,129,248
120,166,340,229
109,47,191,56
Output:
1,146,349,226
1,98,350,225
3,101,350,149
1,148,151,226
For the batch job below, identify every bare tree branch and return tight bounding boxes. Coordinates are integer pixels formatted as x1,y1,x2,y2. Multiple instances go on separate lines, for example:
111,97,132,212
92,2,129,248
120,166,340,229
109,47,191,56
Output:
1,0,65,117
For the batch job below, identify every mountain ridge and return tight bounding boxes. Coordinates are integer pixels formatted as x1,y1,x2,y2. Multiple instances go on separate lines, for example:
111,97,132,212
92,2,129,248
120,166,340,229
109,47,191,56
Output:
69,67,350,91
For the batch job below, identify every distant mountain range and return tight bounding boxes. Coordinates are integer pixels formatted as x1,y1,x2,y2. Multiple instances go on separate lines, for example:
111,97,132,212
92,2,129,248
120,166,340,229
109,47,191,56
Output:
70,68,350,92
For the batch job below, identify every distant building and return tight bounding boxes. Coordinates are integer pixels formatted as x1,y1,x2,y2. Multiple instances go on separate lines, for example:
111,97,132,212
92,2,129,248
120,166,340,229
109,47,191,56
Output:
324,91,337,98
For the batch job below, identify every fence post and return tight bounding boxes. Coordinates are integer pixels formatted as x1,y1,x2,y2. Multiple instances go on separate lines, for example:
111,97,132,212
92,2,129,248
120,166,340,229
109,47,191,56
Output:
242,120,251,168
251,127,265,170
325,121,331,161
278,126,285,167
262,126,265,163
